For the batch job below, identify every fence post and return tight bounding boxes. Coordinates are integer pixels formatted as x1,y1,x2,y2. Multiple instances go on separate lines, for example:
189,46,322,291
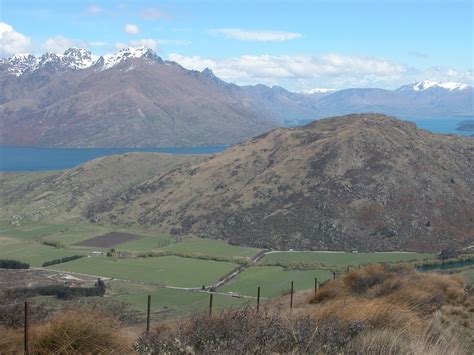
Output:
314,277,318,296
146,295,151,334
208,293,213,317
290,281,294,309
332,271,336,280
257,286,261,313
24,301,29,355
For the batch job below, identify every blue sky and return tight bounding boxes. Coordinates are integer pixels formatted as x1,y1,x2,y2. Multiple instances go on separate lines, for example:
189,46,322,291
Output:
1,0,472,90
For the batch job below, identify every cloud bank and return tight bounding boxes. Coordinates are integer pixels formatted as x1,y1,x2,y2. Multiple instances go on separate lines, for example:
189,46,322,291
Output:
210,28,302,41
0,22,32,56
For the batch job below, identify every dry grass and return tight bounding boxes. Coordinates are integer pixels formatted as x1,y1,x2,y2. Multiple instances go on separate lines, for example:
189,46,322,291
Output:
308,263,471,354
0,311,131,354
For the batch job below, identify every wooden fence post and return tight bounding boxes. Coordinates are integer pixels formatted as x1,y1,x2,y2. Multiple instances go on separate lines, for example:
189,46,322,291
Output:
290,281,294,309
257,286,261,313
146,295,151,334
314,277,318,296
209,293,213,317
24,301,29,355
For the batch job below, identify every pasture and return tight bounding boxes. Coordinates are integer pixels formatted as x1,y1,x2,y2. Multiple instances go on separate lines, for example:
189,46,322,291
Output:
45,256,239,287
0,220,451,319
111,283,249,317
0,235,85,267
162,237,262,259
220,266,332,298
260,251,436,270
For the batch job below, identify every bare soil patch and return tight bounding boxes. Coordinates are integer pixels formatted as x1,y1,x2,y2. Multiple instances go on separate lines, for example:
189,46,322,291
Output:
74,232,143,248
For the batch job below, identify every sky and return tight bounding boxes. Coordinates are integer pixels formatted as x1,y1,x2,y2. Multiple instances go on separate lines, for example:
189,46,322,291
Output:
0,0,472,91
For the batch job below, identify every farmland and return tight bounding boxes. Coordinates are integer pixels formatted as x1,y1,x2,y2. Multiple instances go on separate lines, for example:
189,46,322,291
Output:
45,256,238,287
0,220,452,320
221,267,333,298
259,251,436,271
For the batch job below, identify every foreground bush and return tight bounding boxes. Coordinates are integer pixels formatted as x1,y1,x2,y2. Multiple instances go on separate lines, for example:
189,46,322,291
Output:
135,308,365,354
0,311,130,354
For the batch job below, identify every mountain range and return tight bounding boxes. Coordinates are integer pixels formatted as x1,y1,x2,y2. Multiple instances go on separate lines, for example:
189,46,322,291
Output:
3,114,472,252
0,47,473,148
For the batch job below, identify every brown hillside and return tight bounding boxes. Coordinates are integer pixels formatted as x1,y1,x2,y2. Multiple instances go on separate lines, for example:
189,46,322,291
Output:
86,114,474,252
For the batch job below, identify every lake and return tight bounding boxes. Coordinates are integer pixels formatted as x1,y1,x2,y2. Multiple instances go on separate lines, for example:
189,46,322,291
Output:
0,146,228,172
0,118,472,172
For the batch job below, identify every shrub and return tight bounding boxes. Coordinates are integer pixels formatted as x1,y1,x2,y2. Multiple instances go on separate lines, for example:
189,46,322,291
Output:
42,255,83,267
4,284,105,301
0,259,29,269
135,307,366,354
41,240,64,249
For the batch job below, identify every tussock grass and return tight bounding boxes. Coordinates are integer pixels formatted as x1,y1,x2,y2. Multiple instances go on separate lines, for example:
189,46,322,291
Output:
0,311,131,354
308,263,470,354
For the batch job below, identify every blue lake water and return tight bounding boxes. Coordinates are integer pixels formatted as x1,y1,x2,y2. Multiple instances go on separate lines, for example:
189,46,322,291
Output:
0,118,472,172
0,146,228,172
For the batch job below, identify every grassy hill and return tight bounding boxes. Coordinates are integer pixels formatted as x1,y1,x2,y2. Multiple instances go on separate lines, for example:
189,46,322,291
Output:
0,152,198,223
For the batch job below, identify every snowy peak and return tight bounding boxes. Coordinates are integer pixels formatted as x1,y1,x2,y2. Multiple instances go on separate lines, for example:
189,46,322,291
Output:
0,46,160,76
63,48,98,69
397,80,470,92
100,46,161,70
301,88,338,94
0,54,38,75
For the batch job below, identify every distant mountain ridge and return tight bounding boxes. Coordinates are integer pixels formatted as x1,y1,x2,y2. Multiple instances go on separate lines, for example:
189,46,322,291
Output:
1,47,473,148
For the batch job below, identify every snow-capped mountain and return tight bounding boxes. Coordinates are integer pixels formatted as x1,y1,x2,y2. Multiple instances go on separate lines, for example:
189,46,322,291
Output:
397,80,470,92
100,47,162,70
0,46,160,76
301,88,338,95
0,47,473,148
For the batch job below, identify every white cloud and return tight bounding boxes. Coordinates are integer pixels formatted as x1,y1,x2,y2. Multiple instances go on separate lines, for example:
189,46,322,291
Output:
125,24,140,35
0,22,33,56
140,7,166,20
43,36,88,53
168,52,474,90
167,53,407,87
87,5,103,15
210,28,302,42
115,38,158,50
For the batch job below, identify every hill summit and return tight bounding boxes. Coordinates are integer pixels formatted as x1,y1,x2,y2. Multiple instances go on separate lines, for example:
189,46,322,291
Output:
86,114,474,252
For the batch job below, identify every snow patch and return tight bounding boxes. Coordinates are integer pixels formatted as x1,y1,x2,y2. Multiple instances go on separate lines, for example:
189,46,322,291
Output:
398,80,470,92
301,88,338,94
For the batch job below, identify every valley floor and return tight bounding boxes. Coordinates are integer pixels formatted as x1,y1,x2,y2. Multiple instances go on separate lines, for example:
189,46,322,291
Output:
0,221,447,320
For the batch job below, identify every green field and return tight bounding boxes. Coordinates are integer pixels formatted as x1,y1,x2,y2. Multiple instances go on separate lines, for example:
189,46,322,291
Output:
0,221,446,318
260,251,436,270
221,266,332,298
162,237,262,259
0,235,86,267
46,256,238,287
111,282,250,316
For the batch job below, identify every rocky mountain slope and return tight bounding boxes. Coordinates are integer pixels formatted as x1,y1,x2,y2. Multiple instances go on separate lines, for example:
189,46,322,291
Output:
80,114,474,252
0,47,315,147
0,47,472,148
0,153,197,223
